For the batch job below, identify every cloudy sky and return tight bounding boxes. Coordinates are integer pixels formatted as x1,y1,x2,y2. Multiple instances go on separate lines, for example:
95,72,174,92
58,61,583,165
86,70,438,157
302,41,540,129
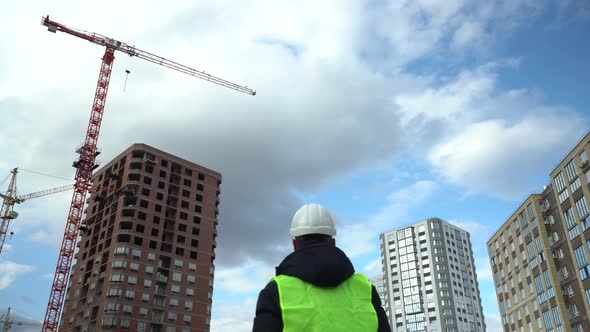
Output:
0,0,589,331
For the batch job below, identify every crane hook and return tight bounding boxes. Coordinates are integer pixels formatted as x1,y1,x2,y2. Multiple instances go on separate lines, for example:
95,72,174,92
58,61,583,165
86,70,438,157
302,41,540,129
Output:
123,70,131,92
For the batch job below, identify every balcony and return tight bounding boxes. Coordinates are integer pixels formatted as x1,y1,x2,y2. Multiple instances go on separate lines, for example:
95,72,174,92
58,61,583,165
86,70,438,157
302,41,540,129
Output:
156,273,168,284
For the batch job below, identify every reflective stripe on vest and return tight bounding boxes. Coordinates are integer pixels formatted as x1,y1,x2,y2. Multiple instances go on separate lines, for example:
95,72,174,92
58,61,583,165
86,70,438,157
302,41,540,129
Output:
272,273,378,332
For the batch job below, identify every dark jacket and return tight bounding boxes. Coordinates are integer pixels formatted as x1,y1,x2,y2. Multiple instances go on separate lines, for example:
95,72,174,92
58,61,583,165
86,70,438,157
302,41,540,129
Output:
252,243,391,332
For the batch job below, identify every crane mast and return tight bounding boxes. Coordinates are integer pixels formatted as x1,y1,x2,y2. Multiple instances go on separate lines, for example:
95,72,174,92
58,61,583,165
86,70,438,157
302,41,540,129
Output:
0,169,18,257
40,15,255,332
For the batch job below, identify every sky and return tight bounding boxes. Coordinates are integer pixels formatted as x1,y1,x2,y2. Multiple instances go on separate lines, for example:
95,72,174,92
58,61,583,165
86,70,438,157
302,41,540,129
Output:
0,0,589,331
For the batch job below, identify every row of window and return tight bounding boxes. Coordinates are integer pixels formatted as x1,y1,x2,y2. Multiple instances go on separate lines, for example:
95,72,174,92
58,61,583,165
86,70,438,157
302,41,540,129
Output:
129,150,209,180
101,317,194,331
107,286,196,298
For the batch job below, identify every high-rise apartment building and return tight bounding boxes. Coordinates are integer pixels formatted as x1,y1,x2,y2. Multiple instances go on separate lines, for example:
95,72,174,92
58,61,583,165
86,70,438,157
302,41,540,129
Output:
59,144,221,332
488,132,590,332
380,218,486,332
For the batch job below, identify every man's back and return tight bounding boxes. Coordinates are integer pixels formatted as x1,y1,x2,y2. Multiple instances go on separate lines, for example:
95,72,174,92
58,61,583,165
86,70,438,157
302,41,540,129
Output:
253,243,391,332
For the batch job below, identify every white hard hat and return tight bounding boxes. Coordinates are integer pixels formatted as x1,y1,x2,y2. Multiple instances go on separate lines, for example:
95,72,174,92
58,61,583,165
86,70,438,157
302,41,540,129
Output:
290,204,336,238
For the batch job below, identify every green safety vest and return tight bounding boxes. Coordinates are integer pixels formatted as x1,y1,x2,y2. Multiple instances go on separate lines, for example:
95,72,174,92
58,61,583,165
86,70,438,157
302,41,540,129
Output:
272,273,378,332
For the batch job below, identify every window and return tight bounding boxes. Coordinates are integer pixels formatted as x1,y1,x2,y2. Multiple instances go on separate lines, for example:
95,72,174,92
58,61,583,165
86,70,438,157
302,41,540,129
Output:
552,306,561,326
144,280,152,288
110,274,124,283
132,249,142,258
121,319,131,328
146,266,154,274
535,276,544,294
107,288,122,297
168,312,177,321
576,197,589,219
183,314,192,323
125,290,135,299
565,208,577,228
141,293,150,302
105,302,120,312
139,307,148,316
186,288,194,296
574,245,590,280
130,262,139,271
542,310,553,329
148,253,156,261
559,189,570,204
102,317,117,328
170,298,179,307
128,276,137,285
112,259,128,269
123,304,132,314
171,285,181,293
527,203,535,221
185,300,193,310
189,263,197,271
565,207,580,239
572,177,582,192
114,247,129,255
574,245,588,268
554,172,566,192
173,272,182,282
569,226,581,240
187,275,196,283
174,259,184,268
565,160,577,182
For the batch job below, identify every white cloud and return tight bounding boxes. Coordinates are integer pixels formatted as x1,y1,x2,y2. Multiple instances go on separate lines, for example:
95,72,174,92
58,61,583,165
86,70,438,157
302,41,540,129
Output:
429,114,587,199
364,0,547,68
2,244,13,253
0,261,34,290
41,273,54,280
214,261,275,294
338,180,438,258
448,220,493,250
452,20,484,49
211,298,256,332
485,314,503,332
449,220,491,236
395,62,511,127
363,258,382,278
475,256,493,281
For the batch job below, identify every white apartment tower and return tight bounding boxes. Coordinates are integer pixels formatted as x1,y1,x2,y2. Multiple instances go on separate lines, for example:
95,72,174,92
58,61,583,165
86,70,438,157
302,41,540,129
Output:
379,218,486,332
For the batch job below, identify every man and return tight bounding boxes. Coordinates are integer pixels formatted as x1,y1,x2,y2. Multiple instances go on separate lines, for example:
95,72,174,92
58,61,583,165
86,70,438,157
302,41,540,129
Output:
253,204,391,332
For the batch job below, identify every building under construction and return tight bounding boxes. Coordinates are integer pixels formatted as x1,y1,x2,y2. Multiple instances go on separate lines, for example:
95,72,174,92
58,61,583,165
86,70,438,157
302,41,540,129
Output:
58,143,221,332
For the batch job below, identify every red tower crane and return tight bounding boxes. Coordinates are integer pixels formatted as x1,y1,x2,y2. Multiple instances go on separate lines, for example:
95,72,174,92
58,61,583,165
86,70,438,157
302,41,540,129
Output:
40,15,255,331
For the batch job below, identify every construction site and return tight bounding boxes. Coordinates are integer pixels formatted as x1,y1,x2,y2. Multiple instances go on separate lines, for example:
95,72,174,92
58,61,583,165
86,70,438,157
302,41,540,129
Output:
3,3,590,332
1,15,255,332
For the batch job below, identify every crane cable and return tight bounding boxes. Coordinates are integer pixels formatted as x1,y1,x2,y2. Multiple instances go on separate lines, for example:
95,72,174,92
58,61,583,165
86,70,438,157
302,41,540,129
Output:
18,168,72,182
